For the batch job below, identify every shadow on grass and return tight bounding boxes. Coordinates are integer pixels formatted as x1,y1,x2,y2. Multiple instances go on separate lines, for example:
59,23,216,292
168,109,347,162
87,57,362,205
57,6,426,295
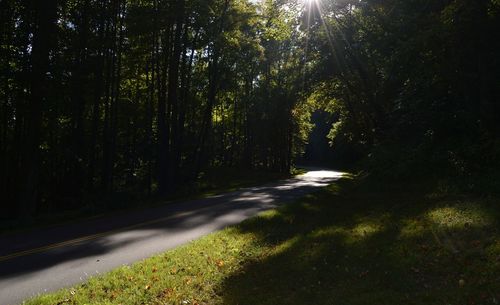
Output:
0,172,340,279
220,178,500,305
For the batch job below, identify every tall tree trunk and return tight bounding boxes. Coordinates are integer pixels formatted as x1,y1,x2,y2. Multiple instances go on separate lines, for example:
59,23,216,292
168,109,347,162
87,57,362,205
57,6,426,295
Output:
70,0,91,199
156,0,172,196
87,0,107,193
0,0,15,216
18,0,58,217
175,26,199,183
164,0,185,192
102,0,123,194
102,23,114,194
144,51,155,195
193,0,230,178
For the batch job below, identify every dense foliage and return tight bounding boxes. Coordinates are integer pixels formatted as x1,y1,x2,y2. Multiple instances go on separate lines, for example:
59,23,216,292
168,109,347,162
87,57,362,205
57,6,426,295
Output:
0,0,312,219
303,0,500,189
1,0,499,219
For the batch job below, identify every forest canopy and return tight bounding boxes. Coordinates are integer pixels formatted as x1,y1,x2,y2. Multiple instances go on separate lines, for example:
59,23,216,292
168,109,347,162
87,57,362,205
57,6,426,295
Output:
1,0,499,220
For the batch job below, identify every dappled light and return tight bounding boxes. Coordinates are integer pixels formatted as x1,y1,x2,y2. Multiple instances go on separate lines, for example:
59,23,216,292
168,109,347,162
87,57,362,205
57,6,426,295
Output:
311,217,388,244
1,0,498,303
0,170,343,304
220,180,500,305
350,220,385,240
426,203,494,229
14,176,500,305
399,218,427,239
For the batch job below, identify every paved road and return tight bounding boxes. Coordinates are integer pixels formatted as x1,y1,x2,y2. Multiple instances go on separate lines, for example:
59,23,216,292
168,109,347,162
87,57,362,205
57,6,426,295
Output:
0,169,342,305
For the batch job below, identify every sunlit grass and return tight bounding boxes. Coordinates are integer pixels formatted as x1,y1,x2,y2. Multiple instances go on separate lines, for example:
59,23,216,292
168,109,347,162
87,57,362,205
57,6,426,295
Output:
399,218,427,238
26,178,500,305
427,202,494,229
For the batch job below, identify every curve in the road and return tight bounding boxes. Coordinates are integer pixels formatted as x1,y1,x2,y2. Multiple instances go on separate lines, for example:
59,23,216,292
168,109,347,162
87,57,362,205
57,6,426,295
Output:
0,169,343,305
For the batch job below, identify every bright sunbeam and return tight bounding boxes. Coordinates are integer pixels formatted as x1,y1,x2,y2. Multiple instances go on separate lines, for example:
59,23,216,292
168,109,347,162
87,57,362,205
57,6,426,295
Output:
301,0,319,8
302,0,337,60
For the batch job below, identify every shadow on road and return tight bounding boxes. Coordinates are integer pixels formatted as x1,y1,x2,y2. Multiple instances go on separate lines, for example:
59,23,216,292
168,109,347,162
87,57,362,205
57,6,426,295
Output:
0,171,342,279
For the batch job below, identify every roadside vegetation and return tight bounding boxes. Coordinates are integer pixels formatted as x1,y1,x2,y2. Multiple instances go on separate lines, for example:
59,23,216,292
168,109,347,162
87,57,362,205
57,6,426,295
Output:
0,168,290,235
3,0,498,302
27,176,500,305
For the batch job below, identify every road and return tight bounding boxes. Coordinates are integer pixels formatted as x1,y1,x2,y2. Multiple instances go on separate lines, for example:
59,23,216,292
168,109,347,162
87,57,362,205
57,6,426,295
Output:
0,169,342,305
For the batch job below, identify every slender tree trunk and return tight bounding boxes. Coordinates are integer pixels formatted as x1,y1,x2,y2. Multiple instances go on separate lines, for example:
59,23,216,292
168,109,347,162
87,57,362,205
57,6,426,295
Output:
0,0,15,216
243,75,253,168
177,27,199,180
165,0,185,192
102,31,114,194
145,53,154,195
87,0,107,193
193,0,230,178
102,0,122,194
18,0,58,217
230,97,238,166
70,0,91,199
156,0,172,196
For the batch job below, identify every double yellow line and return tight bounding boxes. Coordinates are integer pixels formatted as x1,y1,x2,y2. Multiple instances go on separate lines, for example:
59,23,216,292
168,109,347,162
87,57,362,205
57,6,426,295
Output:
0,208,199,263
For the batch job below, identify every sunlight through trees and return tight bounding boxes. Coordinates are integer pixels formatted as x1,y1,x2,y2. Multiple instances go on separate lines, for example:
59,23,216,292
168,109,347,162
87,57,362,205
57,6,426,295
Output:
1,0,498,220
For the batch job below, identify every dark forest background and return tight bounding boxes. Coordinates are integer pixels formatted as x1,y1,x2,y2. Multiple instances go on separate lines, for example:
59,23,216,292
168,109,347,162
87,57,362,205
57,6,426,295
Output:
1,0,499,223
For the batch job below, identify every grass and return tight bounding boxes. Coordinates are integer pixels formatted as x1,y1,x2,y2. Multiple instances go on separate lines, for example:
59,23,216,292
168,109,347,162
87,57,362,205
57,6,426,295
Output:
1,167,291,236
26,176,500,305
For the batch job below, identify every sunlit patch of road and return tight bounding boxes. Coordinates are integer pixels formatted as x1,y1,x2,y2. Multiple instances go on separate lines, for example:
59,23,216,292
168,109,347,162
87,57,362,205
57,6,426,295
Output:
0,168,343,305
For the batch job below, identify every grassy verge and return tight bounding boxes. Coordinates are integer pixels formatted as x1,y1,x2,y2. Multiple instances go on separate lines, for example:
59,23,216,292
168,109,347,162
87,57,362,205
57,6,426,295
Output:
1,167,291,236
27,176,500,305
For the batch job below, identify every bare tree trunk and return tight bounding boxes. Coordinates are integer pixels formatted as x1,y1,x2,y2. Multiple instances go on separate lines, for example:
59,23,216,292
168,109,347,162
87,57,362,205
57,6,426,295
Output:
87,0,107,193
102,0,124,194
166,0,186,189
18,0,58,217
144,51,154,195
102,10,115,194
193,0,230,178
0,0,16,216
156,0,173,196
70,0,91,199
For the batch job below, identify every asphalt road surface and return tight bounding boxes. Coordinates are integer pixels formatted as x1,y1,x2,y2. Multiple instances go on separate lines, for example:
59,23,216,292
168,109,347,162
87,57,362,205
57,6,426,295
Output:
0,169,342,305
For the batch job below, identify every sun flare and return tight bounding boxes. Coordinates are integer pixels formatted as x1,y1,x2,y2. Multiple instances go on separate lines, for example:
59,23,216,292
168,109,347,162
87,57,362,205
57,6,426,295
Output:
302,0,321,10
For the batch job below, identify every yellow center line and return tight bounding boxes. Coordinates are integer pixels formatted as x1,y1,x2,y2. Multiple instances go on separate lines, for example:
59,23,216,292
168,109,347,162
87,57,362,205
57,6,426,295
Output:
0,205,214,263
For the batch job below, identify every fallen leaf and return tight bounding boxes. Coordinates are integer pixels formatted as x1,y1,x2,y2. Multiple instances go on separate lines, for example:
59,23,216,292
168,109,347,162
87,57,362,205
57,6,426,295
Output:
471,240,481,247
359,271,369,278
160,288,174,298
